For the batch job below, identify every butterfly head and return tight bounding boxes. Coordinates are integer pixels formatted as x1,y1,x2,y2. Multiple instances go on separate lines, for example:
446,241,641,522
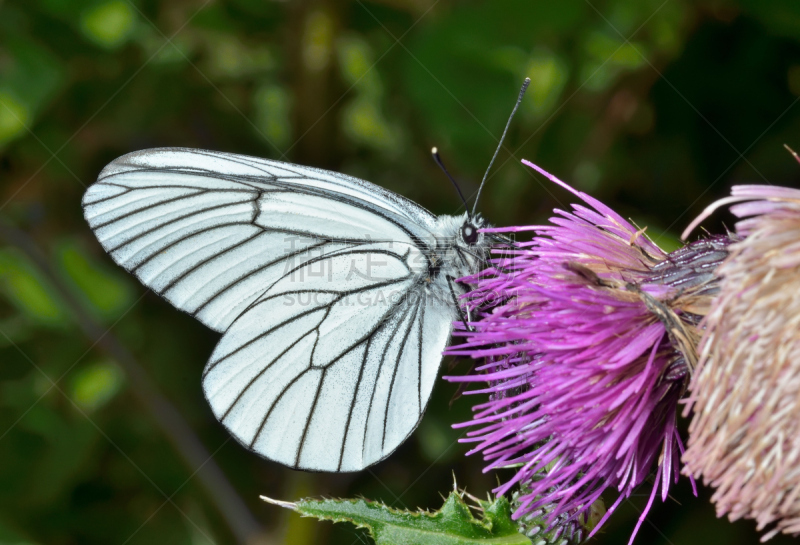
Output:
428,212,492,282
459,213,487,246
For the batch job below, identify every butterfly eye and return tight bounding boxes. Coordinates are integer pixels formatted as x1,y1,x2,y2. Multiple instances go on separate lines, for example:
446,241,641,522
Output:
461,223,479,245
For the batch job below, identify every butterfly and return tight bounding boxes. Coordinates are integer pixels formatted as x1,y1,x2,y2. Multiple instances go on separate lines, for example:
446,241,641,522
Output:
82,80,529,472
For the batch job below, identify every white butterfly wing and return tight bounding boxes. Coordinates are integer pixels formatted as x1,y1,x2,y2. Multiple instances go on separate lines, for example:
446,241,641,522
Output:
203,246,452,470
83,148,437,332
82,148,456,471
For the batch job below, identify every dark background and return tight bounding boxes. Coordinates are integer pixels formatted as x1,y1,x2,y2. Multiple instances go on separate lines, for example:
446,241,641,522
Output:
1,1,799,543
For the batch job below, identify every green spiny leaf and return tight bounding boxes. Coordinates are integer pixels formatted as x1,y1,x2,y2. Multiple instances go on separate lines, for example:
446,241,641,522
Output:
262,492,532,545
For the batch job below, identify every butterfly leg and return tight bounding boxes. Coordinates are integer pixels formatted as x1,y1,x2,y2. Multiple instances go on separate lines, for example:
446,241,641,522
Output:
446,275,470,332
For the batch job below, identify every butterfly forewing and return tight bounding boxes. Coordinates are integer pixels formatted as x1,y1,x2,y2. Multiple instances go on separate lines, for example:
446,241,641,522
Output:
83,148,432,333
82,148,464,471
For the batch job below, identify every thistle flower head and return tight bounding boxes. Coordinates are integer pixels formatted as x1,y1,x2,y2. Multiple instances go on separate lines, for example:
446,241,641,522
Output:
683,184,800,540
448,161,725,542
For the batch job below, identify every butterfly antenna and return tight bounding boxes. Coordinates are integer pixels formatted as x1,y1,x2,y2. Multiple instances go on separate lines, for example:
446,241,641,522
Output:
432,147,471,219
472,77,531,217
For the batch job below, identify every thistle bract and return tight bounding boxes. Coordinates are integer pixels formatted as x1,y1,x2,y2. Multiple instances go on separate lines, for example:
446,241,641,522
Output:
448,161,719,542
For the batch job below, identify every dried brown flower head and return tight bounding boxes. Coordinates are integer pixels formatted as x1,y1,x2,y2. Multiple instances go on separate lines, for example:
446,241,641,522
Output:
682,184,800,540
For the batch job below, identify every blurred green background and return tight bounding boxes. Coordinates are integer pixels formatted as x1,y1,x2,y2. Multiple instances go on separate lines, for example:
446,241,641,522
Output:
1,0,800,544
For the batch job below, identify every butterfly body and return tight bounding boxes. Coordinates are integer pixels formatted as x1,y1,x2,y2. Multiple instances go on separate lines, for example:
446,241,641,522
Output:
83,148,489,472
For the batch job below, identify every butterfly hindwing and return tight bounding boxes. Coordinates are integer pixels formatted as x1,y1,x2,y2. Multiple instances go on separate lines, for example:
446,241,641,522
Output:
202,247,451,471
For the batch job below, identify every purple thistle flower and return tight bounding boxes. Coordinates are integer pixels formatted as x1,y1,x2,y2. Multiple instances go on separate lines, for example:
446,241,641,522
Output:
447,161,726,543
